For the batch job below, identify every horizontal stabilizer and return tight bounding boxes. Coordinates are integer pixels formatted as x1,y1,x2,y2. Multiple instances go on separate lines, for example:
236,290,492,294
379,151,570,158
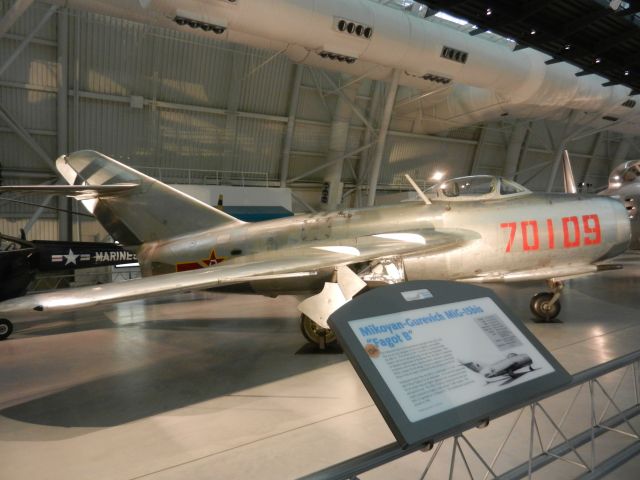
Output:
0,184,139,197
4,150,245,245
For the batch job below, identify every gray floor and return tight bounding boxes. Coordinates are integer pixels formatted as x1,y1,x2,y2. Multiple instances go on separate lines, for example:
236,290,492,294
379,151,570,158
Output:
1,253,640,479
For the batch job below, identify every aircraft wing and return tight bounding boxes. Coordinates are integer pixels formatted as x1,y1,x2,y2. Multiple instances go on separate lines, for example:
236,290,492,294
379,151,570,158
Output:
0,184,139,197
0,228,477,320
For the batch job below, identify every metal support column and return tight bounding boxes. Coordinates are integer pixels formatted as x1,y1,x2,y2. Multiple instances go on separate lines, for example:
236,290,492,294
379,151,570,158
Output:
356,81,382,207
469,125,488,175
322,73,360,210
73,13,80,151
546,142,568,192
280,64,303,187
502,121,528,180
57,9,71,241
222,45,245,175
546,110,580,192
581,132,604,185
367,69,400,207
610,136,631,172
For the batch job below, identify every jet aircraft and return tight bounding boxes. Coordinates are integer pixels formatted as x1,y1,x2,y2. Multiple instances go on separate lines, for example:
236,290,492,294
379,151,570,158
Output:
0,150,631,343
599,159,640,249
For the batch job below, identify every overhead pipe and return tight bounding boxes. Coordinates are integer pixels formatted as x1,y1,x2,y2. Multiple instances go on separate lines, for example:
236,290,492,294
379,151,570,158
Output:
51,0,637,133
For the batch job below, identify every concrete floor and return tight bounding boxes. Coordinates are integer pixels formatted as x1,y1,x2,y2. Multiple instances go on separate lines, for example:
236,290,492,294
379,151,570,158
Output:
1,253,640,479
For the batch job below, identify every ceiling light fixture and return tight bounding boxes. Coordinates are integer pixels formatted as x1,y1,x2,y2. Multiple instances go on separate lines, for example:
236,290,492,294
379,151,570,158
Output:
486,7,492,15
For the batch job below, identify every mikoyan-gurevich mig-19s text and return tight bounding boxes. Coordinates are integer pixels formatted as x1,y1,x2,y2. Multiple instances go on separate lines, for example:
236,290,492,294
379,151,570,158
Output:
0,150,632,344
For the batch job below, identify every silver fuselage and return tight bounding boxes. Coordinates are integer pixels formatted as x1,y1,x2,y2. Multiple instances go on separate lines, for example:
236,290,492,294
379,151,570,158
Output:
137,193,630,295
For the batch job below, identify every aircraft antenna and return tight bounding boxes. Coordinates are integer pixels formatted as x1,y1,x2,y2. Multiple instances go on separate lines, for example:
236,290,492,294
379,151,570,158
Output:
404,174,432,205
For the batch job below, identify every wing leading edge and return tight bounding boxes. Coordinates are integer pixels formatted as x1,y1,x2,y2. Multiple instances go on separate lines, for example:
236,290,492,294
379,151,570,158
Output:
0,229,477,320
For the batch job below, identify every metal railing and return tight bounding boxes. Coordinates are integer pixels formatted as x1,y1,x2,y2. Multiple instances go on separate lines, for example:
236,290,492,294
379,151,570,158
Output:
133,165,272,187
300,350,640,480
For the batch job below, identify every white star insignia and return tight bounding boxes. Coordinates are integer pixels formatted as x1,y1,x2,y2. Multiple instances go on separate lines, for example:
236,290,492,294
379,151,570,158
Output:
63,249,79,265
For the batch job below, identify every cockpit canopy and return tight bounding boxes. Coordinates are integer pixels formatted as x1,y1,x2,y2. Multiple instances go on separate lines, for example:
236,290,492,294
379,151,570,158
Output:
426,175,531,201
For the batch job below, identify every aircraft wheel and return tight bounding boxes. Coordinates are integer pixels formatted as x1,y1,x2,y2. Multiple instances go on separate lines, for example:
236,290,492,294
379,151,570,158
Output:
0,319,13,340
300,314,337,348
530,292,561,322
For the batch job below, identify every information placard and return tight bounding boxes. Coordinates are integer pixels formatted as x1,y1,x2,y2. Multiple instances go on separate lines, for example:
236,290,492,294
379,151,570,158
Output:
329,281,570,447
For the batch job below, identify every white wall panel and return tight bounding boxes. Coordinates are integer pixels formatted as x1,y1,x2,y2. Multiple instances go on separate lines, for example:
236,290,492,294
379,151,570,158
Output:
0,1,56,40
0,87,56,131
232,116,285,178
237,48,292,116
0,218,57,240
296,88,334,123
0,131,56,170
381,135,474,185
0,40,57,87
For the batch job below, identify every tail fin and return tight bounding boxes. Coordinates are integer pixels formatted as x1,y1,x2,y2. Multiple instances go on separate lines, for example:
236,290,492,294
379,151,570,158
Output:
57,150,243,245
562,150,577,194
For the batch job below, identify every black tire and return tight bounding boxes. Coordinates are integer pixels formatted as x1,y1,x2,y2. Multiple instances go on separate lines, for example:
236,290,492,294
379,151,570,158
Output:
0,319,13,340
530,292,561,321
300,314,337,348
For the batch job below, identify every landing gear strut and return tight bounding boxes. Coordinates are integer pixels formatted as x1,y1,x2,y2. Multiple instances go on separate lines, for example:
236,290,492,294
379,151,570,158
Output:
300,314,337,349
0,319,13,340
530,280,563,322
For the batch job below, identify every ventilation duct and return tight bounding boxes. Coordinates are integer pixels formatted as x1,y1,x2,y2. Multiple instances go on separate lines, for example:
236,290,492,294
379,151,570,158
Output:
441,46,468,64
58,0,639,133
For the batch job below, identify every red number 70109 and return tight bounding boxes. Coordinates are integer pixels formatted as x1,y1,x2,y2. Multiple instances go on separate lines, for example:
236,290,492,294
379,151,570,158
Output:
500,214,601,253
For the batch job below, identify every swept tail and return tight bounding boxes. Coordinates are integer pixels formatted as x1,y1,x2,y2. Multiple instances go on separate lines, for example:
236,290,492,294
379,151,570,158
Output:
56,150,243,245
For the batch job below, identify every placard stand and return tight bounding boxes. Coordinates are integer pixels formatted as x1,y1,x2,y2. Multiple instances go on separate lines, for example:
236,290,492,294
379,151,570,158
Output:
328,280,570,448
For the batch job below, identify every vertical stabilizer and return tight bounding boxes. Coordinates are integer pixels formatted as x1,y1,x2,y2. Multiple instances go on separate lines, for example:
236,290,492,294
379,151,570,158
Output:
562,150,578,194
56,150,244,245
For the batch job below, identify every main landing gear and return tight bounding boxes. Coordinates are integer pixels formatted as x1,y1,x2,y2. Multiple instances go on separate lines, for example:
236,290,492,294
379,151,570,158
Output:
0,318,13,340
300,314,337,349
530,280,563,322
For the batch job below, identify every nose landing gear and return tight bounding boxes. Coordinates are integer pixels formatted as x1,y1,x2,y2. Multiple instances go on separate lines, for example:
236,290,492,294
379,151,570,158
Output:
530,280,563,322
300,314,337,349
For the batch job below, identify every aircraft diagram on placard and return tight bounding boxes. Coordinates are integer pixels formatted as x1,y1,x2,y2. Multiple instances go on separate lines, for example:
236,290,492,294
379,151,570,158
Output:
460,353,537,386
0,150,632,343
